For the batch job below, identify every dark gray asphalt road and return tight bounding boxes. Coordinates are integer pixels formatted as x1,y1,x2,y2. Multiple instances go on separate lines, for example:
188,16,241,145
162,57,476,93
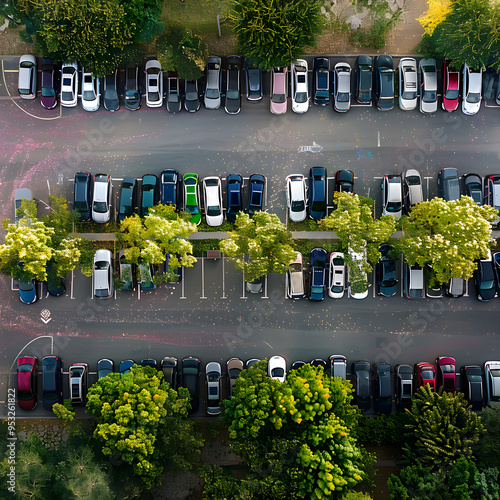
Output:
1,56,500,417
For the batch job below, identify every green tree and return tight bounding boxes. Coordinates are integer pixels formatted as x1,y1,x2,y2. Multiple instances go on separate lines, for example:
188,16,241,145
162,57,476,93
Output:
398,197,497,284
223,361,367,499
220,212,296,282
229,0,325,68
117,205,198,270
52,403,75,422
419,0,500,70
477,406,500,471
403,385,485,470
157,26,208,81
319,192,396,294
86,364,192,488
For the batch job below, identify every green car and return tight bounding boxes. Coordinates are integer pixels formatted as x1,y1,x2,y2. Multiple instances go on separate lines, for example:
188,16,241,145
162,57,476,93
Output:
183,173,201,225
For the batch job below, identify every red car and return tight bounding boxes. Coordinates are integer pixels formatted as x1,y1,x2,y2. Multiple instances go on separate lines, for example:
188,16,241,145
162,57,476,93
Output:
17,356,38,410
442,60,460,112
436,356,456,392
415,362,435,391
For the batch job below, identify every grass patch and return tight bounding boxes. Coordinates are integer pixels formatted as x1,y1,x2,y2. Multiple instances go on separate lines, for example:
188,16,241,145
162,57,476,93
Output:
288,219,319,231
198,220,234,232
192,238,222,257
292,239,342,256
75,220,119,233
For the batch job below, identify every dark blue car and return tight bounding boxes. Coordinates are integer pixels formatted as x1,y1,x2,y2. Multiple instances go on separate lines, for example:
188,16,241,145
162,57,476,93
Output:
309,248,327,301
376,244,398,297
227,173,243,223
42,355,63,410
308,166,327,220
17,261,37,304
140,174,159,217
247,174,266,216
161,169,181,207
117,177,138,222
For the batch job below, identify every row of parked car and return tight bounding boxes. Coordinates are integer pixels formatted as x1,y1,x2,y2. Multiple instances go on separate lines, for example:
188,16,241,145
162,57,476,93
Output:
286,246,500,302
73,171,266,226
17,54,492,116
16,354,500,415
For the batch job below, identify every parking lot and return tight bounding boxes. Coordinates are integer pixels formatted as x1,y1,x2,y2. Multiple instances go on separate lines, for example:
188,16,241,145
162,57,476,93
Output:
2,53,500,418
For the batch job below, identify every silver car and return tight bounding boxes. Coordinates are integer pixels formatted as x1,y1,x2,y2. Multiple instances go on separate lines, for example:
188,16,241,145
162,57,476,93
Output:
18,55,37,99
60,62,78,107
93,249,114,299
204,56,222,110
398,57,417,111
462,63,482,115
92,174,112,223
334,62,351,112
81,69,100,112
145,60,163,108
402,169,423,213
419,58,438,113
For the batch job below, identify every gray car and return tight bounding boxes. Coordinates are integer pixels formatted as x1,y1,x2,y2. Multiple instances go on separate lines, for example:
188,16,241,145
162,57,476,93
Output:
18,55,37,99
204,56,222,110
333,62,351,112
419,58,438,113
438,168,460,201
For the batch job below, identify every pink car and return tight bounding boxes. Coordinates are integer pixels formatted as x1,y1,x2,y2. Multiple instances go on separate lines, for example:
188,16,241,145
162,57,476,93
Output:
436,356,456,392
442,60,459,112
270,67,288,114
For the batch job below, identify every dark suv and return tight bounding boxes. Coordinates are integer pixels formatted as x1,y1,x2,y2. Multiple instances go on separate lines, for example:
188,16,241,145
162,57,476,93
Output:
460,365,484,411
124,67,141,111
74,172,92,222
181,357,201,412
352,360,371,411
117,177,138,222
42,356,63,410
374,362,392,415
438,168,460,201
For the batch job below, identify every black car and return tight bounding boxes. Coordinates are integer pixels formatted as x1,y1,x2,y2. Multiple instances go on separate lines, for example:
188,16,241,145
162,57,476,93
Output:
475,252,496,301
395,364,413,411
124,66,141,111
247,173,266,216
437,168,460,201
375,55,394,111
166,75,182,113
460,365,484,411
226,173,243,223
117,177,138,222
310,359,327,371
335,169,354,193
184,80,200,112
290,361,306,370
225,56,242,114
160,169,181,207
374,362,392,415
181,357,201,412
313,57,330,106
356,55,373,103
140,174,160,217
46,260,66,297
244,58,263,102
376,244,398,297
308,166,327,220
42,355,63,410
97,358,114,379
41,59,57,110
103,71,120,112
74,171,92,222
352,361,371,411
161,357,178,389
462,173,483,205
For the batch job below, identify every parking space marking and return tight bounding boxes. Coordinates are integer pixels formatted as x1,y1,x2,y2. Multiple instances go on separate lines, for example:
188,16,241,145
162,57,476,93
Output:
221,256,227,299
424,177,433,200
70,269,75,299
201,257,207,299
465,280,469,297
262,275,269,299
377,130,380,147
400,254,404,298
180,266,186,299
241,269,247,299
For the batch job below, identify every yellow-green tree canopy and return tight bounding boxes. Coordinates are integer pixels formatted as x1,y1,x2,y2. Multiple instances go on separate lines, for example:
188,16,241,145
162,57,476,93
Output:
417,0,451,35
399,196,497,284
219,211,297,282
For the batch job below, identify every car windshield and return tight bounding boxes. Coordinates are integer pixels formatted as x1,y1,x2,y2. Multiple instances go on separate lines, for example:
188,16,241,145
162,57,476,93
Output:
480,279,495,290
406,175,420,186
62,91,74,101
226,89,239,100
467,92,480,104
386,201,402,212
311,201,325,211
423,90,436,102
272,368,284,377
83,90,95,101
291,200,305,211
75,201,88,213
19,281,33,291
148,91,160,101
295,91,308,103
272,93,286,104
337,92,350,102
207,205,221,216
42,88,55,97
207,372,220,382
250,191,262,205
315,90,329,98
402,90,417,99
206,88,219,99
445,88,459,100
93,201,107,213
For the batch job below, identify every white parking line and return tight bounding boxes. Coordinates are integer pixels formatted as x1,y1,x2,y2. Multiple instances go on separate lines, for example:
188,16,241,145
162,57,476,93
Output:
464,280,469,297
377,130,381,147
221,256,227,299
262,275,269,299
424,177,433,200
241,269,247,299
70,269,74,299
201,257,207,299
400,253,404,298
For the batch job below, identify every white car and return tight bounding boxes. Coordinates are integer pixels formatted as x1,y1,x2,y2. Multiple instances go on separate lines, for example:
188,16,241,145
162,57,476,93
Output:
484,361,500,407
398,57,417,111
382,174,403,219
348,247,368,300
204,56,222,110
202,176,223,226
18,54,37,99
419,58,438,113
328,252,345,298
205,361,222,415
60,62,78,107
81,69,100,112
93,249,114,299
291,59,309,113
268,356,287,383
402,169,423,213
92,173,112,223
462,63,482,115
286,174,307,222
333,62,351,112
145,60,163,108
286,252,304,299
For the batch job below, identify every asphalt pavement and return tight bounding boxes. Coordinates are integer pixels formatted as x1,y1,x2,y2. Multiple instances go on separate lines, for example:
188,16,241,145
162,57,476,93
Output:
1,55,500,418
